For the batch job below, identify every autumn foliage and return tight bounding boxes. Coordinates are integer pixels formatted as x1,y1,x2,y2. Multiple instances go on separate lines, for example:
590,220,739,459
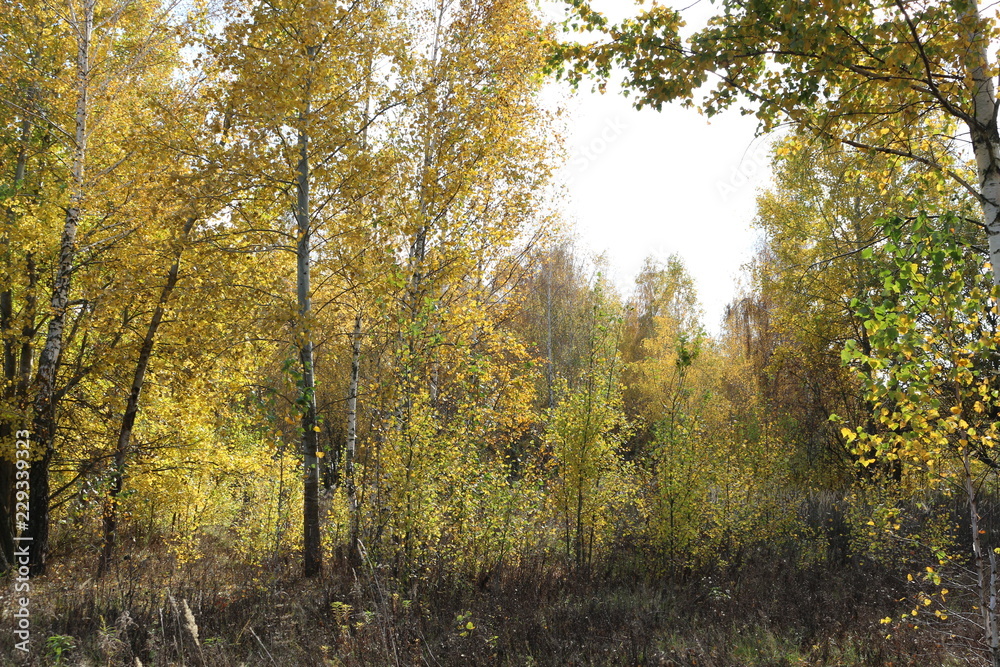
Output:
3,0,1000,664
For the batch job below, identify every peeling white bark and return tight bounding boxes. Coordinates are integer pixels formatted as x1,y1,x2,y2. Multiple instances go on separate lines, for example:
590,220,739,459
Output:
964,2,1000,285
297,108,322,577
29,0,94,575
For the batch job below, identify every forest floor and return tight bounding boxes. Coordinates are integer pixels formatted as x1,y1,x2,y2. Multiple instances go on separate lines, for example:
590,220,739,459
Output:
0,544,972,666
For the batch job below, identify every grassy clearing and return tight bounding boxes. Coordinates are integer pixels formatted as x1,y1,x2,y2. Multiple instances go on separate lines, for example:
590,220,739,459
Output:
0,543,968,666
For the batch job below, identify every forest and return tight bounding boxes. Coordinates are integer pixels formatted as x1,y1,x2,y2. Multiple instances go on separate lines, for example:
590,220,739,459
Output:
3,0,1000,664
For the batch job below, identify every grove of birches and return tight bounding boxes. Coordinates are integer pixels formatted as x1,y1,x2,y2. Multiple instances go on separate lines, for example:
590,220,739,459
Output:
6,0,1000,664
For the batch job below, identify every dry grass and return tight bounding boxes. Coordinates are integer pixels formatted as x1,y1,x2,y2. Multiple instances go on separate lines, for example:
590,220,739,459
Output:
0,538,971,666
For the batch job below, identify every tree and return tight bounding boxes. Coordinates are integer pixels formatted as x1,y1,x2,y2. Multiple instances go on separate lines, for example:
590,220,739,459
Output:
208,0,401,576
844,213,1000,665
511,239,598,412
386,0,554,417
0,0,62,569
545,276,629,568
746,131,978,480
621,254,701,456
550,0,1000,283
0,0,185,573
355,0,556,569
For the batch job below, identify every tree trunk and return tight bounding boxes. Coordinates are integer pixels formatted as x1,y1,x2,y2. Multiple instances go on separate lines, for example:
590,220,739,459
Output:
0,254,37,573
18,253,36,403
399,2,444,423
545,257,555,409
346,312,361,561
28,0,92,575
964,2,1000,286
991,548,1000,667
404,223,428,416
965,13,1000,658
98,217,196,576
297,120,322,577
964,449,1000,667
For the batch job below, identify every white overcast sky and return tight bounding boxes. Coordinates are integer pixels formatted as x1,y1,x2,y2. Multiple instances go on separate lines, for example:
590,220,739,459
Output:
544,0,777,334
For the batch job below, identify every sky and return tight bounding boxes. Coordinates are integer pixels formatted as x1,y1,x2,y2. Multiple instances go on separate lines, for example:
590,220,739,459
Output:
555,86,773,335
545,1,778,335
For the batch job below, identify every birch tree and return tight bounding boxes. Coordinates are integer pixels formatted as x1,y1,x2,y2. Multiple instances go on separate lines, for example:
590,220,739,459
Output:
209,0,402,576
388,0,554,412
843,213,1000,666
748,132,979,478
0,0,184,574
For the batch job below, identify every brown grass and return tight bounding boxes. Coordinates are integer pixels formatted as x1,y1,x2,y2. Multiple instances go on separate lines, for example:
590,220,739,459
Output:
0,538,971,666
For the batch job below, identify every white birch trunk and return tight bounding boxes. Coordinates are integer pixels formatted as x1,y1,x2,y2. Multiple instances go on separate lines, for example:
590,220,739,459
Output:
964,2,1000,286
346,312,361,559
297,112,322,577
964,448,1000,667
28,0,93,574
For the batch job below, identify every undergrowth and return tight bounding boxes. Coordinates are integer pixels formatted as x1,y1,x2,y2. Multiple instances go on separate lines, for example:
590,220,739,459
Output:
0,542,964,666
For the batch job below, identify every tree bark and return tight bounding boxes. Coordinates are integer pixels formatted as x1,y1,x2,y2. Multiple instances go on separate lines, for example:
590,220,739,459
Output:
346,312,361,561
544,257,555,409
18,254,36,403
964,2,1000,286
964,448,1000,667
28,0,93,575
964,11,1000,657
98,217,196,576
991,548,1000,667
297,117,322,577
